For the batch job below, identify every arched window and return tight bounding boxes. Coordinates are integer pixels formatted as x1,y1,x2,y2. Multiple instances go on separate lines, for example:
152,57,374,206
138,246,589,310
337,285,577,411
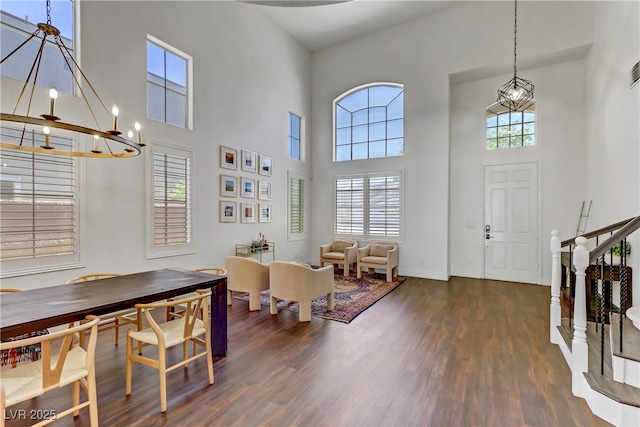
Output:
334,83,404,161
486,103,535,150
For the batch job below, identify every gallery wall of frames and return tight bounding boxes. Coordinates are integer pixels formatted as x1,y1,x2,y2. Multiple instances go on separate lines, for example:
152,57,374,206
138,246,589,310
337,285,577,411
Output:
219,145,272,224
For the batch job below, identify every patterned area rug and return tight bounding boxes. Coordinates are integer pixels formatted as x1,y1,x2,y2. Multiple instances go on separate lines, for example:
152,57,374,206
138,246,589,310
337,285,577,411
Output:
235,272,406,323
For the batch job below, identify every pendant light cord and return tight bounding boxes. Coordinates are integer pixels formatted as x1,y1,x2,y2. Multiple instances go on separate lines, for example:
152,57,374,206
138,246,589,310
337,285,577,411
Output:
46,0,52,25
513,0,518,79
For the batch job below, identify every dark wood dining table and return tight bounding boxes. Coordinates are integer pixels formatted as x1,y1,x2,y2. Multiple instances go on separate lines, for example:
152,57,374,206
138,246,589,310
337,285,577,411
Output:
0,268,228,357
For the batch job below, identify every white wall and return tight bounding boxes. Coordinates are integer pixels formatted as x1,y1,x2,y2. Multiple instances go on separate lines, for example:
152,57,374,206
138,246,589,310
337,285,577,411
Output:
0,1,313,289
584,0,639,305
450,59,588,284
310,0,595,281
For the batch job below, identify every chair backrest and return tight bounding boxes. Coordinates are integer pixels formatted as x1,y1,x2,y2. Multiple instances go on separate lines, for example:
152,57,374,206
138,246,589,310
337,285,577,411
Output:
368,242,397,257
66,273,121,284
195,267,227,276
0,316,100,390
224,256,268,287
135,292,212,345
331,239,356,253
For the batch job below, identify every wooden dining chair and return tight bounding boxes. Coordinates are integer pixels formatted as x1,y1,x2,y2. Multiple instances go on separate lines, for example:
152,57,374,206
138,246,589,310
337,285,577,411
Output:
0,316,101,427
0,288,48,369
66,273,141,346
125,291,214,413
167,267,227,320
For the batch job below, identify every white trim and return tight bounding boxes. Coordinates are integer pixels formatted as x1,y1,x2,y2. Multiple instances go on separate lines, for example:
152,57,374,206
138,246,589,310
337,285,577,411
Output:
146,34,193,130
145,138,195,259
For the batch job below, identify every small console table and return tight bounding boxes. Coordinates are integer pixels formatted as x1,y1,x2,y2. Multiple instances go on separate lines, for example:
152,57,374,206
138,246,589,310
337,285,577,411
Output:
235,242,275,263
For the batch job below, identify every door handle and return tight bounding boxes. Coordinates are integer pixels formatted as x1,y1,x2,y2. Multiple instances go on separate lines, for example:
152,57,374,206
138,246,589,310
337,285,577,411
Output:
485,234,494,240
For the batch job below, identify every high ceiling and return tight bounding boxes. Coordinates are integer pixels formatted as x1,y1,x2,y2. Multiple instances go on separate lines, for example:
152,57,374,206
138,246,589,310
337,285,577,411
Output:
242,0,464,52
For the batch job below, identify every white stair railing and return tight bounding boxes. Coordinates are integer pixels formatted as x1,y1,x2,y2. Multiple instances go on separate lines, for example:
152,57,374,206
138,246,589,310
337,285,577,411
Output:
572,236,589,398
550,229,561,344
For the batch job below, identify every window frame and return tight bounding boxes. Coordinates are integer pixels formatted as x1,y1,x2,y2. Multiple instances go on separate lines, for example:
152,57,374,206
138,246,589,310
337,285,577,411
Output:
485,102,536,150
334,170,403,241
146,34,193,130
146,139,195,259
287,170,306,242
288,112,302,160
333,82,404,162
0,126,85,278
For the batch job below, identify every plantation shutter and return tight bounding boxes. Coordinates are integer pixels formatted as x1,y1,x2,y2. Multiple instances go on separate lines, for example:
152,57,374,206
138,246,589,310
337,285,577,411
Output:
335,177,364,235
153,152,190,246
289,176,304,234
368,174,401,237
0,127,76,260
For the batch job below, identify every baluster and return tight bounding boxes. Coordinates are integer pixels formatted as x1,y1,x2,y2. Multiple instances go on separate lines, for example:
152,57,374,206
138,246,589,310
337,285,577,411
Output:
572,236,589,398
550,230,561,344
598,256,605,375
619,238,628,353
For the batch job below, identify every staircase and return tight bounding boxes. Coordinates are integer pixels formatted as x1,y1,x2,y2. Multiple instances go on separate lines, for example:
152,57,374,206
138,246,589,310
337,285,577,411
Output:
550,217,640,426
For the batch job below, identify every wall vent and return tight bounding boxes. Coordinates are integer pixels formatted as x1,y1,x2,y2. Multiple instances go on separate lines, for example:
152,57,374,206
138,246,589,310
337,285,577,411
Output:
632,61,639,88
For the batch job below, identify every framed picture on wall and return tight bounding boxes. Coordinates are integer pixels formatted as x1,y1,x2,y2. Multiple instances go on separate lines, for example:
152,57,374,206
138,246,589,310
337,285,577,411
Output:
258,181,271,200
220,174,237,197
259,203,272,223
241,150,257,173
220,146,237,170
220,201,237,223
241,203,256,223
241,177,256,198
259,155,272,176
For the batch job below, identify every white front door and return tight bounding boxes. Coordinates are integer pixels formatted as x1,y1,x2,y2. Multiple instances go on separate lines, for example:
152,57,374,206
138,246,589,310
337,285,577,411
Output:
484,162,539,284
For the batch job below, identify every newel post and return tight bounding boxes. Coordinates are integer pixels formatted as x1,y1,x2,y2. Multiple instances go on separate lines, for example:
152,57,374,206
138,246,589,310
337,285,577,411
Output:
550,230,561,344
572,236,589,397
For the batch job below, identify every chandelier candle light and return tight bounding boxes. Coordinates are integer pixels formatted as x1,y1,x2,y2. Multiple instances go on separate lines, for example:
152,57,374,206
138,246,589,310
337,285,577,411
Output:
0,0,144,158
496,0,535,111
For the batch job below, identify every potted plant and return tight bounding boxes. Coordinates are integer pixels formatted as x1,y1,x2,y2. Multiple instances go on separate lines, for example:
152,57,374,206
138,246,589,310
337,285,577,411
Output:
606,241,631,265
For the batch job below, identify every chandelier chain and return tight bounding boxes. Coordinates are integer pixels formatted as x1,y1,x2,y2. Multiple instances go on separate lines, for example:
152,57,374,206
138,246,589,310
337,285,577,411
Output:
46,0,52,25
513,0,518,78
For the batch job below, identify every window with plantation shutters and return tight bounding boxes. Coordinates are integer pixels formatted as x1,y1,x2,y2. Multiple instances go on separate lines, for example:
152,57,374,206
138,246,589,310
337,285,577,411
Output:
335,172,401,239
148,143,194,258
288,172,305,240
0,125,80,276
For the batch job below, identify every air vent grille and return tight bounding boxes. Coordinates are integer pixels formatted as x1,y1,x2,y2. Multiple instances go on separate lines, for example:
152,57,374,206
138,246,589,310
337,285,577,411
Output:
632,61,639,88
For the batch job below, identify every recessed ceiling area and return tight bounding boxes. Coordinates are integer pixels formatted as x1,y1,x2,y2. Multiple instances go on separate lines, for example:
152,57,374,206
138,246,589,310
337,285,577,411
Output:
242,0,462,52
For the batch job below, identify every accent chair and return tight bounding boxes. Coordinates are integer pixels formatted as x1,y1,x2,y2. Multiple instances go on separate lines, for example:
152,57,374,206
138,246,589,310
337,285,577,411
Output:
357,242,399,282
319,239,358,276
269,261,334,322
224,256,269,311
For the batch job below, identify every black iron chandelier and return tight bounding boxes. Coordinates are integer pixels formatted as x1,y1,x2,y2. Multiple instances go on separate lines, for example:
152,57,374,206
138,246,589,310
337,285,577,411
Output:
496,0,535,111
0,0,144,158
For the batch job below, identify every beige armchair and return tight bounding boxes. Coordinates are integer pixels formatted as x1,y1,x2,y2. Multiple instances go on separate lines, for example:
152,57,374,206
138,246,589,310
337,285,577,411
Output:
269,261,335,322
320,239,358,276
357,242,399,282
224,256,269,311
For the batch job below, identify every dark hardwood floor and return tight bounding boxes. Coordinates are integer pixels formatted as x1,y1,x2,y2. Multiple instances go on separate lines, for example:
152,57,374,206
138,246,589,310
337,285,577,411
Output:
4,276,610,426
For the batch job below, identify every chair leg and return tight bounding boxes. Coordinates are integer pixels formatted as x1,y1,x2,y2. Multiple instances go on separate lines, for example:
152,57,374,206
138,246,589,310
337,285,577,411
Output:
87,371,99,426
183,341,188,370
327,292,335,311
205,334,214,385
270,296,278,315
125,332,133,396
159,351,167,413
386,268,392,282
357,264,363,278
114,318,119,346
248,292,261,311
72,381,80,417
227,289,233,306
299,300,311,322
343,263,349,277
